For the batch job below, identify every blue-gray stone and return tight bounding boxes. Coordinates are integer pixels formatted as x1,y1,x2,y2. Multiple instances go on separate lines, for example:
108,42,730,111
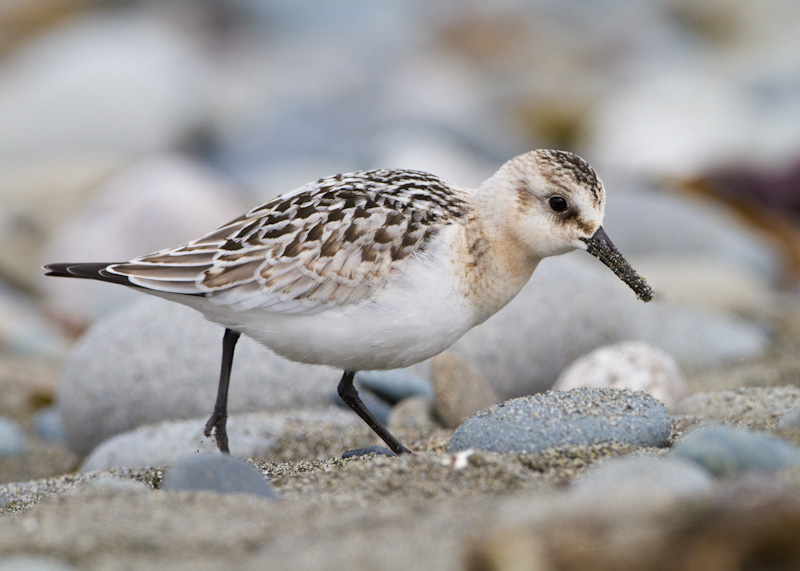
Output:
672,425,800,477
32,407,67,444
447,388,671,454
162,454,277,499
572,455,714,501
0,416,25,458
355,370,433,404
341,445,395,459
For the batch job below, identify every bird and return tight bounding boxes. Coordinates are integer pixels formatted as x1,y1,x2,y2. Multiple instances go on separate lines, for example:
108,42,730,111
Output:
45,149,652,456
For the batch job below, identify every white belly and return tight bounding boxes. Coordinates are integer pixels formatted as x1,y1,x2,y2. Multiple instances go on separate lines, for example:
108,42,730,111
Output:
183,247,476,371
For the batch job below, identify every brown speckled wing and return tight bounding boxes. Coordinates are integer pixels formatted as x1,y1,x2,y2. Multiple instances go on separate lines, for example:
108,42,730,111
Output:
108,169,467,313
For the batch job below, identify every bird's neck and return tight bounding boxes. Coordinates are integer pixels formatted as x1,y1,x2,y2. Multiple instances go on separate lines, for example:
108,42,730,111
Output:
452,196,540,324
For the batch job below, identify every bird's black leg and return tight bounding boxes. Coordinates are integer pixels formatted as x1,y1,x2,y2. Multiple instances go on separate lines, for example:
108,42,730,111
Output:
204,328,240,454
337,370,413,455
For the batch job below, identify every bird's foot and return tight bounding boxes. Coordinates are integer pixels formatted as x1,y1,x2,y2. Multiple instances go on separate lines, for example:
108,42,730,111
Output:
203,411,230,454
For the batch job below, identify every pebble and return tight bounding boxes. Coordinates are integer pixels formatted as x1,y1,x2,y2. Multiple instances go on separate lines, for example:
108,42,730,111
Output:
553,341,686,410
79,407,369,471
32,407,67,444
355,370,433,404
57,297,337,455
447,388,671,454
623,297,770,369
0,416,25,458
431,351,498,428
0,282,68,358
572,454,714,502
672,425,800,477
341,446,395,459
162,454,276,499
388,396,437,432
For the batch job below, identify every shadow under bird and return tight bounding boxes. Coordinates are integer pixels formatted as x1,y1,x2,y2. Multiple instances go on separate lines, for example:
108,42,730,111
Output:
45,149,652,455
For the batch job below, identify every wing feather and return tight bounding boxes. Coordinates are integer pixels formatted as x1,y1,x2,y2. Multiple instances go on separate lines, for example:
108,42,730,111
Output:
107,169,467,313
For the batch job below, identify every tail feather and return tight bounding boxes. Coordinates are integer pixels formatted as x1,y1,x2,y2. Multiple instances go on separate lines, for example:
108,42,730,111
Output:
43,262,132,287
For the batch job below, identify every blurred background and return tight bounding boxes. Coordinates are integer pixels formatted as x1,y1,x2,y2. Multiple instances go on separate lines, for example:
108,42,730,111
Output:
0,0,800,472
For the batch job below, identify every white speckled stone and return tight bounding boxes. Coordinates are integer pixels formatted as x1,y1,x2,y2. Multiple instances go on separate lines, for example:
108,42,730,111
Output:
553,341,686,410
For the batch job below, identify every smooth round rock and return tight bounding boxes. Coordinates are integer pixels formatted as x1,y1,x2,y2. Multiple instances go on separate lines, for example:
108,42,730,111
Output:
432,351,498,429
572,454,714,501
553,341,686,410
341,446,395,459
447,388,671,454
0,416,25,458
672,425,800,477
162,454,276,499
57,297,338,455
32,407,67,444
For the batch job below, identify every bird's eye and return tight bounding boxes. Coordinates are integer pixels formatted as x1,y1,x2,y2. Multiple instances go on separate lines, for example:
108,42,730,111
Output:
548,196,568,212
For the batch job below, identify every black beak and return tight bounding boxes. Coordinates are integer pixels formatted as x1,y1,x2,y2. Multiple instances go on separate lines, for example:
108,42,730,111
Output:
581,226,653,302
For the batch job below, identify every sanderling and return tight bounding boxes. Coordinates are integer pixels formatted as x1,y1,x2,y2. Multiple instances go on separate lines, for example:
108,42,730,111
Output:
45,149,652,455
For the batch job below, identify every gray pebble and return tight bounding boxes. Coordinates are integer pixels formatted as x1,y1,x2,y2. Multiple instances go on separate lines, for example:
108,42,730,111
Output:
32,407,67,444
388,396,437,432
355,370,433,404
57,297,338,455
572,454,714,501
432,351,498,429
448,388,671,454
672,425,800,477
162,454,276,499
0,416,25,458
341,446,395,459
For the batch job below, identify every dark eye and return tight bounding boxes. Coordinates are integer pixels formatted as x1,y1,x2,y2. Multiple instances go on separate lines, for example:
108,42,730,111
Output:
548,196,568,212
